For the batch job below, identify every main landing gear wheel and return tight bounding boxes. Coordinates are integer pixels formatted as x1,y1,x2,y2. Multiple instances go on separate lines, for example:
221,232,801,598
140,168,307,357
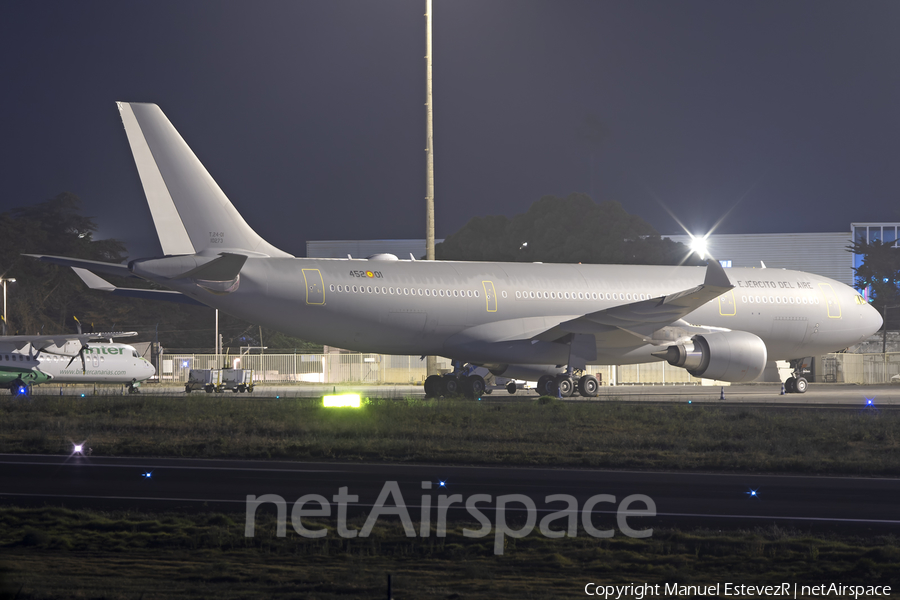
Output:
537,375,554,396
578,374,599,397
424,375,442,398
506,381,517,395
555,375,575,398
464,374,486,398
784,377,796,393
441,375,461,397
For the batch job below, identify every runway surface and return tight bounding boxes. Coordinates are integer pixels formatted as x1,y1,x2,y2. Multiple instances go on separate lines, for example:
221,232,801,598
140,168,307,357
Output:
2,454,898,534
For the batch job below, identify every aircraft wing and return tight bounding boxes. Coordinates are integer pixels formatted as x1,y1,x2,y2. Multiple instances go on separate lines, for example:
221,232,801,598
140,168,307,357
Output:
72,268,205,306
0,332,138,353
533,261,734,344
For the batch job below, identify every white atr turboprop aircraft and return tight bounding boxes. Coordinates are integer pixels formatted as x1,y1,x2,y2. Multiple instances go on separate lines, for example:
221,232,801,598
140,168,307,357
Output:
28,103,882,397
0,330,156,394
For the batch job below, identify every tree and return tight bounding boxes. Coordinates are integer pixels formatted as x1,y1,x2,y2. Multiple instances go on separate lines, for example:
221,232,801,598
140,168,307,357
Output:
848,239,900,331
436,193,700,266
0,193,321,351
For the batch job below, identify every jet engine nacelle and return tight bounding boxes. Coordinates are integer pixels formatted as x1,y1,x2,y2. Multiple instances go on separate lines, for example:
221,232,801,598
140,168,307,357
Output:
654,331,767,383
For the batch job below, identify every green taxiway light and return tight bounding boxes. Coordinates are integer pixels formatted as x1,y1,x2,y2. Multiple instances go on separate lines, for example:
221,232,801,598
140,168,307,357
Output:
323,393,361,408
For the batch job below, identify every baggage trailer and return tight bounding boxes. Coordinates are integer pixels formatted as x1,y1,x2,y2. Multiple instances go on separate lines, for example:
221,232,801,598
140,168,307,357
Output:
222,369,254,393
185,369,223,393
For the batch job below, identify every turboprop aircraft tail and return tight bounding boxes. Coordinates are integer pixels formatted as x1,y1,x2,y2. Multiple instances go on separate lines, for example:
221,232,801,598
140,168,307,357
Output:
117,102,292,258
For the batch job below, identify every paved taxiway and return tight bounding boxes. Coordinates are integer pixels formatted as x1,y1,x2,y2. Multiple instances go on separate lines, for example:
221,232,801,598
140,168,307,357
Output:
37,382,900,406
2,455,898,533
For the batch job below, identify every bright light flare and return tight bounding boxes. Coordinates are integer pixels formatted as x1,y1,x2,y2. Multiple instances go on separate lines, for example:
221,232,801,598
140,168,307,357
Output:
688,234,709,260
438,480,447,488
323,394,361,408
746,488,759,498
142,471,153,478
73,443,84,454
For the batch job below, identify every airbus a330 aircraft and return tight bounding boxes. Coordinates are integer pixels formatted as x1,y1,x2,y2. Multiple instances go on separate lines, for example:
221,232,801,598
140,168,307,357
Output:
29,103,883,397
0,331,156,394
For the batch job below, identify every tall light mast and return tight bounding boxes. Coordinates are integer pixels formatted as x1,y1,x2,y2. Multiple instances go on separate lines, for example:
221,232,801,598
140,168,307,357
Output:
425,0,435,260
425,0,438,378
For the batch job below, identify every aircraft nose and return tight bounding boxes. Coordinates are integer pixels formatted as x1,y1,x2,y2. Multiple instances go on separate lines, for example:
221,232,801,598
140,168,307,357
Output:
863,302,883,336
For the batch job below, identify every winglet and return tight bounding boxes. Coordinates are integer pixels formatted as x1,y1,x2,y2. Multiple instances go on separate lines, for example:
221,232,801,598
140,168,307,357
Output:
703,259,731,288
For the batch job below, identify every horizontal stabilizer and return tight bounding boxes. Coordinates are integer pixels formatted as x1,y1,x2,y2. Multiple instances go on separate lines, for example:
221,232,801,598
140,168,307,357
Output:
72,268,205,306
24,255,135,279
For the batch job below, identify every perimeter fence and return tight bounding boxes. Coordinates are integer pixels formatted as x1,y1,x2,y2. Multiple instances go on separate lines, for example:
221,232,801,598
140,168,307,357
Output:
157,352,900,386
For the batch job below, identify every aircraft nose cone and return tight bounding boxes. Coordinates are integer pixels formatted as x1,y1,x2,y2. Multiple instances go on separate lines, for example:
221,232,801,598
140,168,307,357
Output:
864,302,883,336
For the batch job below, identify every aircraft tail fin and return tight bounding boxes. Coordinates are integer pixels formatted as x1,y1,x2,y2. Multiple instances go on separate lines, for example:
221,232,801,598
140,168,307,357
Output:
116,102,292,258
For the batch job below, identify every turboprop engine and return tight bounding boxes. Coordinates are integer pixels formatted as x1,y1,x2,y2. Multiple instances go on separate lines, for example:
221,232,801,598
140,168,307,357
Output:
652,331,767,383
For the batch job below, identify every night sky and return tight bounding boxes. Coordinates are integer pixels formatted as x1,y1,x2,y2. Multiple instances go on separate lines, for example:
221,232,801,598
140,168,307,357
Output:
3,1,899,259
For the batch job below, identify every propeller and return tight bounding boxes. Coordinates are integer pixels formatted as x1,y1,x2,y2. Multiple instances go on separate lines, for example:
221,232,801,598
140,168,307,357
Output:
1,315,6,336
65,316,88,373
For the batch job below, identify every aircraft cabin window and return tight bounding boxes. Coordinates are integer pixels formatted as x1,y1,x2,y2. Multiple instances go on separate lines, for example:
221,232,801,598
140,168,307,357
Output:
516,292,520,298
330,284,335,292
467,291,472,297
474,290,479,297
529,291,534,299
432,289,437,296
375,287,380,294
502,291,507,298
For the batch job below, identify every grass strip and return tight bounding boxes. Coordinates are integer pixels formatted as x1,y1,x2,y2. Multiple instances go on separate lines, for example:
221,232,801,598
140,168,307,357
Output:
1,505,898,599
1,396,898,474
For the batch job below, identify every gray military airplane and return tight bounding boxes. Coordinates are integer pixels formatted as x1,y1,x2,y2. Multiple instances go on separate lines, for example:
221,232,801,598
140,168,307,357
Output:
29,103,883,397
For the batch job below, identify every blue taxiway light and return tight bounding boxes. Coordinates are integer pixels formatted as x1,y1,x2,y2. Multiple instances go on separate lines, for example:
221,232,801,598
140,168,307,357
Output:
746,488,759,498
141,471,153,478
438,480,447,488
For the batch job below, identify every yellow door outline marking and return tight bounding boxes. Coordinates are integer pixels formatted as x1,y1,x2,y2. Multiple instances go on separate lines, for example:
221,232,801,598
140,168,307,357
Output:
818,283,841,318
482,281,498,312
718,290,736,316
302,268,325,305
